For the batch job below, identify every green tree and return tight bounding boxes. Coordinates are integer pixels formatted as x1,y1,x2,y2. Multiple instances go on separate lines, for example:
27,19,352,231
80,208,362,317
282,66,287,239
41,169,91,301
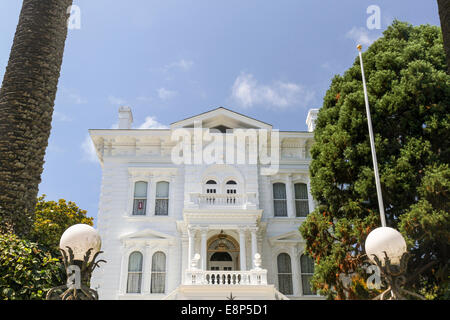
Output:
300,21,449,299
399,164,449,299
0,197,93,300
30,195,94,255
0,0,73,237
0,233,63,300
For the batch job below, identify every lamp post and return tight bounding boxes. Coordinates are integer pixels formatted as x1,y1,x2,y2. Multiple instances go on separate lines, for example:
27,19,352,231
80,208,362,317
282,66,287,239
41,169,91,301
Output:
46,224,106,300
357,45,424,300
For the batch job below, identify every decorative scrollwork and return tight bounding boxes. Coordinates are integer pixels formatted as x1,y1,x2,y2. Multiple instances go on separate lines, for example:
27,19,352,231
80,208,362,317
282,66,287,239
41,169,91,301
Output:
370,252,426,300
46,247,106,300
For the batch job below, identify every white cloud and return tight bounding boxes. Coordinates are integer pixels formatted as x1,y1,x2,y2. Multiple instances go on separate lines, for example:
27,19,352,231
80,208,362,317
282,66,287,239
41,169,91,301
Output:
53,111,72,122
108,95,127,105
81,134,99,163
47,144,65,154
68,92,87,105
346,27,380,46
158,88,177,100
60,87,87,105
230,72,315,109
164,59,194,72
136,96,153,103
137,116,168,129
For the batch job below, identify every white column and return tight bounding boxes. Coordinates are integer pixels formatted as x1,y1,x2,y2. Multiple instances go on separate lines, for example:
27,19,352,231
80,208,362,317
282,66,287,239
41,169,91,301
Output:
143,245,153,294
168,175,176,216
200,229,208,270
188,228,196,268
148,175,155,215
286,174,295,218
251,228,258,269
291,246,300,296
239,229,247,271
119,247,128,294
266,177,274,217
181,236,188,284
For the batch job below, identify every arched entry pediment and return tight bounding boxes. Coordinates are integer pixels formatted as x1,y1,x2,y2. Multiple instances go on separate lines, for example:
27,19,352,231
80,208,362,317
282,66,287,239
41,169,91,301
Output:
207,233,240,271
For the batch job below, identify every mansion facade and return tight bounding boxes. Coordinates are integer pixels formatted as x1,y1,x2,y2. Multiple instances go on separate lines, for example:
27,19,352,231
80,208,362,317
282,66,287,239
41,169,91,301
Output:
90,107,321,300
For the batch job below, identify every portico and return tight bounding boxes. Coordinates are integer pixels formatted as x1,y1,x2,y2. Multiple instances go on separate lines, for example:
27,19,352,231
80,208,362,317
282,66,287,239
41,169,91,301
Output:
186,226,260,272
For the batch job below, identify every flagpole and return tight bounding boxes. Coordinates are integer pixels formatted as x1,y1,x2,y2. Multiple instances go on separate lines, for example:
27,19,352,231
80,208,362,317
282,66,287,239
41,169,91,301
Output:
357,44,387,227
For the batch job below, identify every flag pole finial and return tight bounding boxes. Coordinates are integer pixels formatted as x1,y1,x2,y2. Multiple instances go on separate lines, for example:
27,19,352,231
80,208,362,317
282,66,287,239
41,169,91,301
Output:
357,44,362,51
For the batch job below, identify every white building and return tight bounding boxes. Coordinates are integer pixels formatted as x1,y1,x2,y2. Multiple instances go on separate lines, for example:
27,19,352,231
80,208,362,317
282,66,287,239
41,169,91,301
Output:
90,107,321,300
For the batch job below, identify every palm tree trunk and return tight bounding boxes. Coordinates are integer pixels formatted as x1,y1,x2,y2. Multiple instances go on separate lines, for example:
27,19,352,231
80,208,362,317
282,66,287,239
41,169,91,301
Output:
437,0,450,74
0,0,73,237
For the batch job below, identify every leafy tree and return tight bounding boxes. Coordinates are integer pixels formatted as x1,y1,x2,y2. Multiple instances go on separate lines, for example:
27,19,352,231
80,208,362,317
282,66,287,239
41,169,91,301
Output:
0,233,63,300
30,195,94,255
0,0,73,237
398,164,449,299
0,197,93,300
300,21,449,299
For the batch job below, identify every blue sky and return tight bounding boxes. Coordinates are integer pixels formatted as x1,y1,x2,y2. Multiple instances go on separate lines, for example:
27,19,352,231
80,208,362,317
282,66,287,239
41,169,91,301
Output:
0,1,441,225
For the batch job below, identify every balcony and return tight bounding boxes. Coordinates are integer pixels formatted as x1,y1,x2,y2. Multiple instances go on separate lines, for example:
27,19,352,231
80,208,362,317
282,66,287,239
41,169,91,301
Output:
184,269,268,286
186,192,258,210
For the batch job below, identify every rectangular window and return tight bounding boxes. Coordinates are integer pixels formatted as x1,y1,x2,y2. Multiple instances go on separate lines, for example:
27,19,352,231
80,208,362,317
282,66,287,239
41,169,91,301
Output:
273,183,287,217
295,183,309,217
155,182,169,216
133,182,147,215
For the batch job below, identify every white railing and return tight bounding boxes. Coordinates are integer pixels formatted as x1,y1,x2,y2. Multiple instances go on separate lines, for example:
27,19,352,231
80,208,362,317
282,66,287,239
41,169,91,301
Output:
198,194,244,206
188,193,257,209
185,269,267,286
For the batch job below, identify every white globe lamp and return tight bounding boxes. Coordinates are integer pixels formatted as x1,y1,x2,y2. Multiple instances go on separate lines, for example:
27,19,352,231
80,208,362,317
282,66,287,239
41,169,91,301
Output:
59,224,102,262
365,227,407,266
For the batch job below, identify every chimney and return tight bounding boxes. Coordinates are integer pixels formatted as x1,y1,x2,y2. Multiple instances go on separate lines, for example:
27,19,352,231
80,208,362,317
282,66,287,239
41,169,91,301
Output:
306,108,319,132
118,106,133,129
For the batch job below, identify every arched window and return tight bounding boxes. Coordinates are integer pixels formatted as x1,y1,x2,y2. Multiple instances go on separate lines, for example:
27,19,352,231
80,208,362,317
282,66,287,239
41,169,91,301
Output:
273,183,287,217
294,183,309,217
206,180,217,194
151,252,166,294
226,180,237,204
300,255,315,295
277,253,293,295
205,180,217,204
155,181,169,216
127,251,143,293
226,180,237,194
133,181,147,215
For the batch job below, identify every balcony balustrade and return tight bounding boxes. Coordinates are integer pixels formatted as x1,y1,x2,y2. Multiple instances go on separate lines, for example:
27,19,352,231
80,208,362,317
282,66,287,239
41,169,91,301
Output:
185,269,268,286
187,192,257,209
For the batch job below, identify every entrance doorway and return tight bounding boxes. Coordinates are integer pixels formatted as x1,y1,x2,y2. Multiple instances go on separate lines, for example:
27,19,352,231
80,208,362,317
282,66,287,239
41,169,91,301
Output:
210,252,233,271
207,232,240,271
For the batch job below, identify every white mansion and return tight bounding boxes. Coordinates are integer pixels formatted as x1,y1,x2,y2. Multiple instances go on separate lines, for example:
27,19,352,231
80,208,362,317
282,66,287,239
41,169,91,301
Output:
90,107,321,300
